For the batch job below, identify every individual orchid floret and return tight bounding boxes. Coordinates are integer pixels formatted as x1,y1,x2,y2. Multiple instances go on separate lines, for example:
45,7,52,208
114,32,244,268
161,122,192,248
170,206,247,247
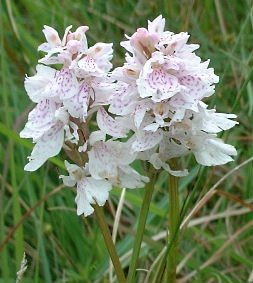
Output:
60,161,112,217
132,126,163,152
188,134,237,166
38,25,88,65
62,81,91,119
70,42,113,78
20,99,61,142
193,102,238,133
66,26,89,54
87,131,149,188
137,51,182,102
24,64,57,103
121,15,165,64
20,102,76,171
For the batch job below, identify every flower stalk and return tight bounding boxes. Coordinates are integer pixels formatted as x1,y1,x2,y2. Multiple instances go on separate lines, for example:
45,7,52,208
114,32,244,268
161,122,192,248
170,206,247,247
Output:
166,173,180,283
93,204,126,283
127,172,156,282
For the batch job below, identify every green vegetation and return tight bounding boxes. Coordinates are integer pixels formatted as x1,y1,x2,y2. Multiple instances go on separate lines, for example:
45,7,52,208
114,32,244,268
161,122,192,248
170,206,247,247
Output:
0,1,252,282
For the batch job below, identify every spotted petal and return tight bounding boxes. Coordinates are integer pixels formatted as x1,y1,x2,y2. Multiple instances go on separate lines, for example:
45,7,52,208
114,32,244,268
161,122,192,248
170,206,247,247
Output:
77,56,103,76
20,99,58,141
24,123,64,171
97,107,129,138
63,81,91,119
88,140,136,180
87,43,113,72
108,83,136,115
132,129,163,151
137,53,181,102
50,68,79,99
133,101,152,128
179,74,215,100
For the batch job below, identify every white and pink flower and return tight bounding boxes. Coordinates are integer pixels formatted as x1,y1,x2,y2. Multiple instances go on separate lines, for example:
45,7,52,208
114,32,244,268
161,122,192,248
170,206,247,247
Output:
60,161,112,217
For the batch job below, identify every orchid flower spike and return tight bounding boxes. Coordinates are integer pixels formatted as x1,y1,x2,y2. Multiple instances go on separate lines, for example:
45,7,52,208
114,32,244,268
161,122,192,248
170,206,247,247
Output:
105,15,238,176
20,24,148,217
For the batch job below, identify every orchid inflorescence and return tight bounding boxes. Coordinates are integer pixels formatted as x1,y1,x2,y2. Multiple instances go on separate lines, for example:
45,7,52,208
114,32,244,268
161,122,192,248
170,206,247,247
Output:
21,15,238,217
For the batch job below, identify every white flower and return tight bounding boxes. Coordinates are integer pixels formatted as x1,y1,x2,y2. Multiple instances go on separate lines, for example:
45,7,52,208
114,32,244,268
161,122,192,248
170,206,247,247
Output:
24,121,65,171
38,25,73,65
112,15,219,113
115,166,149,189
86,42,113,73
108,82,139,116
21,104,69,171
70,42,113,78
129,27,159,64
38,25,89,66
21,18,239,221
91,81,115,106
193,102,238,133
88,139,135,179
66,26,89,54
160,118,237,167
189,134,237,166
75,178,111,216
20,99,58,141
137,52,182,102
21,23,116,174
60,161,112,216
24,64,56,103
88,137,149,188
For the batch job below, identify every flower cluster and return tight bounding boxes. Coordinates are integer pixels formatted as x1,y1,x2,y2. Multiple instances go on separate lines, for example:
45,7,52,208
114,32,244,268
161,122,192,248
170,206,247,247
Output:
106,15,238,176
20,25,148,216
21,16,238,216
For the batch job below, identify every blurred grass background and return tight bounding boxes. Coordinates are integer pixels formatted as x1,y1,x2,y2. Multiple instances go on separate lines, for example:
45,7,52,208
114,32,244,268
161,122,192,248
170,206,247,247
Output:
0,0,253,282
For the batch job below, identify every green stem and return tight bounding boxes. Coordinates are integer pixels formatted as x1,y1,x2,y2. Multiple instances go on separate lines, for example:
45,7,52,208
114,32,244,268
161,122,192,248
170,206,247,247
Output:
127,174,156,282
93,204,126,283
166,174,180,283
